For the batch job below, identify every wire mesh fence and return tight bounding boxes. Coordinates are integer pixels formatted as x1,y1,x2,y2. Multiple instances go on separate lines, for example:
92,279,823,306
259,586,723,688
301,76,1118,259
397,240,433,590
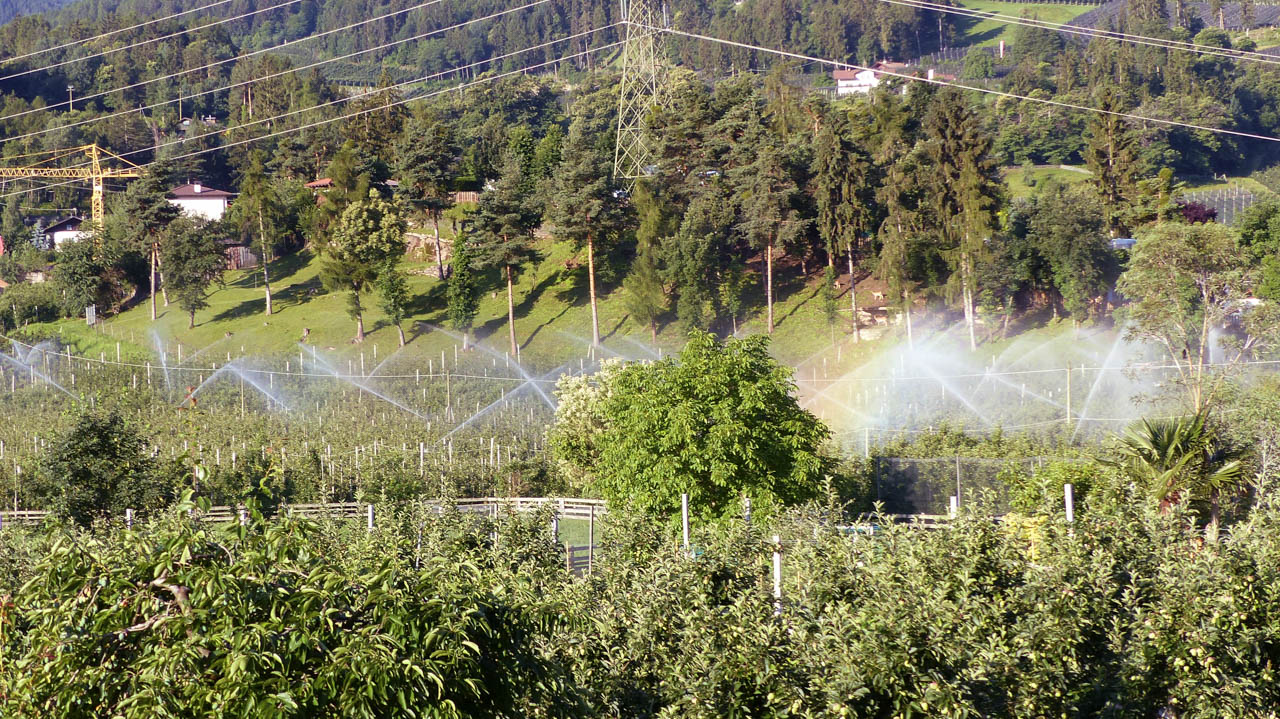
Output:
872,456,1075,515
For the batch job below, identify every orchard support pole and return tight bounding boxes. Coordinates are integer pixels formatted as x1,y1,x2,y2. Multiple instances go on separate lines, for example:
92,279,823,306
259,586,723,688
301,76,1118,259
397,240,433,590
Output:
949,495,958,519
1064,483,1075,523
681,493,690,553
125,508,133,530
772,535,783,616
588,504,595,575
367,504,374,532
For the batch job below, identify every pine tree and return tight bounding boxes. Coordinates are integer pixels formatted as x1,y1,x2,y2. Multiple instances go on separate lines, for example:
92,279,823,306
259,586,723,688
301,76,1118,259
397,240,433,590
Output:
312,142,370,241
447,231,481,349
1084,91,1141,236
921,90,1003,351
729,113,807,335
320,190,406,342
228,151,279,316
812,115,878,341
471,152,539,356
160,217,226,329
117,169,180,322
394,114,459,279
376,262,410,347
546,116,628,347
624,184,672,344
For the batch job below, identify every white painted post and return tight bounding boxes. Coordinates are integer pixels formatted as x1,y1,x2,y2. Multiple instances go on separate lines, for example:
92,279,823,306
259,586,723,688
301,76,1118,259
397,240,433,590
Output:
588,505,595,574
1064,483,1075,523
125,508,133,529
239,508,247,525
367,504,374,532
744,496,752,524
772,535,783,616
681,493,690,552
949,495,958,519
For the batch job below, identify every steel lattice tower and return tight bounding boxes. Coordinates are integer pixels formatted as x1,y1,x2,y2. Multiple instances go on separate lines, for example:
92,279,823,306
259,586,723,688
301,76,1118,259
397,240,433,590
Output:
613,0,663,183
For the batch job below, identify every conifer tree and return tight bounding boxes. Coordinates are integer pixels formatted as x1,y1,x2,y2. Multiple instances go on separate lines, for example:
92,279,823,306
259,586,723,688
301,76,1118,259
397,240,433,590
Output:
118,169,180,322
376,263,410,347
394,114,459,279
812,115,878,341
547,116,628,347
447,231,481,349
1084,91,1141,236
472,152,539,356
228,151,280,316
160,217,226,329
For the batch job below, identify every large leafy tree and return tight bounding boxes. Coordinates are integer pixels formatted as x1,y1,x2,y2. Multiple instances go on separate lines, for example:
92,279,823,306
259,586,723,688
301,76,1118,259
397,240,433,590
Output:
160,217,226,329
548,331,830,522
319,190,406,343
471,152,539,356
1022,182,1115,325
546,116,628,348
394,113,459,279
375,261,411,347
1117,221,1271,412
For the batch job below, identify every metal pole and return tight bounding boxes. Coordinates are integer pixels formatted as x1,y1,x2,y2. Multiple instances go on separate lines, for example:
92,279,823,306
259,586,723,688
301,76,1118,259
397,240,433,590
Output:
772,535,782,616
1064,483,1075,523
681,493,690,552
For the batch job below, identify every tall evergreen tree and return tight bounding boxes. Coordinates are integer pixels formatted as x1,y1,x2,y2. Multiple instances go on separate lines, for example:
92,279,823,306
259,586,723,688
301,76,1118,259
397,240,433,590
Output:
117,169,180,322
376,261,410,347
228,151,280,316
547,116,628,347
446,231,481,349
160,217,226,329
471,152,539,356
729,113,807,335
812,115,878,341
394,115,459,280
921,90,1003,351
1084,91,1141,236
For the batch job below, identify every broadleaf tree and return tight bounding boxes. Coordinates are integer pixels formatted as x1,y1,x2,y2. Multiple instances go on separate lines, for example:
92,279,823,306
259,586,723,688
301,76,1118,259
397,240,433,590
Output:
319,190,406,343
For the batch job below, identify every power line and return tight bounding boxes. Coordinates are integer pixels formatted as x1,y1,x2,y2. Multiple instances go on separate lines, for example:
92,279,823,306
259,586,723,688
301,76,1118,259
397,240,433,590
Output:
878,0,1280,67
643,24,1280,144
1,0,555,145
0,0,240,67
0,28,631,202
0,0,306,84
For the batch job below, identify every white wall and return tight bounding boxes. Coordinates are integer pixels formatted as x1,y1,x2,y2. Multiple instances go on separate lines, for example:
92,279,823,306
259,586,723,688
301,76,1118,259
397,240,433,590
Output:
170,197,228,221
52,230,89,249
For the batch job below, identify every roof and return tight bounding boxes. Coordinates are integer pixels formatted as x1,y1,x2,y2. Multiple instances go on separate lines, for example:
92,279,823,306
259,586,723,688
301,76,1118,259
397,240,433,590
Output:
169,183,233,199
832,69,874,81
45,216,84,233
305,178,333,189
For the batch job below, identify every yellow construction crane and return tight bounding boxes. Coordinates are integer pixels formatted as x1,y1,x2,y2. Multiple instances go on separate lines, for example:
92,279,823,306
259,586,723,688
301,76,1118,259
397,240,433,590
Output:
0,144,142,230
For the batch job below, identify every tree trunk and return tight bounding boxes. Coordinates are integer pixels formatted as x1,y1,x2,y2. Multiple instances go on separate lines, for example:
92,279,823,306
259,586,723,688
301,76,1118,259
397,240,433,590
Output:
506,264,517,356
355,312,365,343
433,212,445,280
904,289,914,349
259,210,273,316
397,323,405,347
188,310,195,329
150,242,157,321
766,238,775,334
587,233,600,347
650,319,657,345
847,243,859,343
962,250,976,352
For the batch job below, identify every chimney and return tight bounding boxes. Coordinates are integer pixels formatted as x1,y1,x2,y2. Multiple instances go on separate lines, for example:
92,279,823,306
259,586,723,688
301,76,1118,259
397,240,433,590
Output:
193,183,202,194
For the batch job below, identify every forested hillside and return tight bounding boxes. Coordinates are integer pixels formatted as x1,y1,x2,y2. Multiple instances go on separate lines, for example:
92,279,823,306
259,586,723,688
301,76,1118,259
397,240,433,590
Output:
0,0,72,25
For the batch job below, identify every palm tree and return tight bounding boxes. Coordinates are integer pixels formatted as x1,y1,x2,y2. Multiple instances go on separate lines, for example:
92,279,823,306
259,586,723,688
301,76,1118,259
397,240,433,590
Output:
1108,411,1246,534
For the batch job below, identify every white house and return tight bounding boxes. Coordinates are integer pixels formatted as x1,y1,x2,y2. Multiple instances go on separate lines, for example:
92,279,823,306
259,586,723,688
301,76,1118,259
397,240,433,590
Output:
45,216,90,249
832,62,914,96
168,183,233,221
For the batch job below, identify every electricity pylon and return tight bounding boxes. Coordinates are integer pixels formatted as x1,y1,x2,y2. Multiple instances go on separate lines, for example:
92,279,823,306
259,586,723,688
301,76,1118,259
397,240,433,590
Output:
613,0,664,183
0,144,142,231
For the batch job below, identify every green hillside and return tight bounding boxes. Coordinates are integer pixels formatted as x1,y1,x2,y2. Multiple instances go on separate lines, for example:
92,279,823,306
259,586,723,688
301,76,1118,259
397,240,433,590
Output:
35,236,884,376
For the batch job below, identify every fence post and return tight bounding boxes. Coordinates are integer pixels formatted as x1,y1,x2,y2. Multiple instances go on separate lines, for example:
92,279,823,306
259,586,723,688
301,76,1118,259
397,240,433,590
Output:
551,516,559,544
949,495,958,519
588,505,595,575
772,535,783,616
744,496,752,524
1064,483,1075,523
681,493,690,553
367,504,374,532
955,455,962,507
239,508,247,525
